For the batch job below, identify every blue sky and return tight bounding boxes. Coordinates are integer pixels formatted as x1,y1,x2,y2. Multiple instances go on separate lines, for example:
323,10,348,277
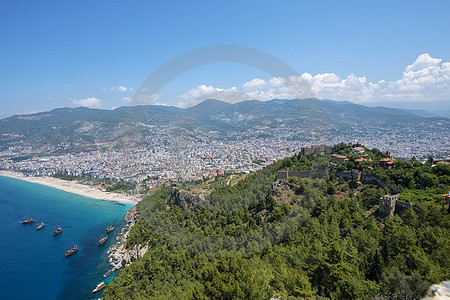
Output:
0,0,449,117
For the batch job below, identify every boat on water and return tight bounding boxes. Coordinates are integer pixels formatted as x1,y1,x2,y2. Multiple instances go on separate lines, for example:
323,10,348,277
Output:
65,244,79,257
92,282,105,293
98,235,108,246
53,226,62,236
36,222,45,230
105,225,115,234
20,216,35,224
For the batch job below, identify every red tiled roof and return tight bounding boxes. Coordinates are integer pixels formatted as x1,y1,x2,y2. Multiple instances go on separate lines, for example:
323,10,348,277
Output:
380,158,395,165
355,158,372,162
331,154,347,159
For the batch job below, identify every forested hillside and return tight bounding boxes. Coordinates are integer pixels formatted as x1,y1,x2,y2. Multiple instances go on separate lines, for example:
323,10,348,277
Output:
103,144,449,299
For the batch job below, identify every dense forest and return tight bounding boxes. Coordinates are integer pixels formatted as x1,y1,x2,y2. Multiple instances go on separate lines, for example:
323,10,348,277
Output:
103,144,449,299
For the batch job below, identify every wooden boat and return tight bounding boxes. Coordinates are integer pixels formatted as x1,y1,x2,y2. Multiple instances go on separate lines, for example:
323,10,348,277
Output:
98,235,108,246
20,216,35,224
53,226,62,236
36,222,45,230
105,225,115,234
92,282,105,293
65,244,78,257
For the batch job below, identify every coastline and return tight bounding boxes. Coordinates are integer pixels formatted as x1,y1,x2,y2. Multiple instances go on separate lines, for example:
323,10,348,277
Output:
0,170,139,205
106,206,146,276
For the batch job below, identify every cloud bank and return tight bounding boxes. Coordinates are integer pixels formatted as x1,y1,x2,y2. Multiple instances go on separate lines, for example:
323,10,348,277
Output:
179,53,450,106
73,97,102,108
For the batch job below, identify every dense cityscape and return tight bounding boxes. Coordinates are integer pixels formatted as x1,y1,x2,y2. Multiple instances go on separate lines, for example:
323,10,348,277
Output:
1,123,448,189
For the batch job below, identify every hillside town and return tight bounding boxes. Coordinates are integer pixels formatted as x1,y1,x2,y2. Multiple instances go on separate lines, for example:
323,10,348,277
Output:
0,139,300,188
0,128,449,191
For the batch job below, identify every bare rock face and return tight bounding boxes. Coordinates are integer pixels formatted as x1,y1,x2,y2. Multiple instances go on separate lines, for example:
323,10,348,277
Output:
104,206,147,275
137,244,149,260
121,252,131,267
423,281,450,299
169,189,204,208
108,243,150,272
125,244,148,266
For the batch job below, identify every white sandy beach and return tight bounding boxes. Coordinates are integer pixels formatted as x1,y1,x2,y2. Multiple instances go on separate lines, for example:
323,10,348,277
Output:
0,170,139,205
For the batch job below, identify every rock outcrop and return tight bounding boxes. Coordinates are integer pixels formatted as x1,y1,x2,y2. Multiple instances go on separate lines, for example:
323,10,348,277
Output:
169,189,205,208
104,206,146,276
109,243,149,270
423,281,450,299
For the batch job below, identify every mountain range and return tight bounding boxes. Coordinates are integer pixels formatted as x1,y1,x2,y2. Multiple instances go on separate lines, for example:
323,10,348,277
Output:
0,98,448,153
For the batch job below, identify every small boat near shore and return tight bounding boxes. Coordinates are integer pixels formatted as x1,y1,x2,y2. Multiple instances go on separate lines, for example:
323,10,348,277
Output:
65,244,78,257
92,282,105,293
36,222,45,230
53,226,62,236
98,235,108,246
20,216,35,224
105,225,115,234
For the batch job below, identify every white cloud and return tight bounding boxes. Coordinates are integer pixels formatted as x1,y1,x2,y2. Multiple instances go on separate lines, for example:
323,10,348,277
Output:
134,89,160,104
179,53,450,106
175,101,187,108
180,85,249,106
121,96,132,103
117,86,129,92
300,53,450,104
73,97,102,108
181,77,314,106
101,86,133,92
405,53,441,73
242,78,266,90
152,101,186,108
153,101,171,106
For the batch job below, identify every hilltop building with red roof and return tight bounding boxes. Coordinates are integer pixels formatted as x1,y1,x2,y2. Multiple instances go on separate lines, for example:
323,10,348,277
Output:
352,147,365,154
380,158,395,169
331,154,348,163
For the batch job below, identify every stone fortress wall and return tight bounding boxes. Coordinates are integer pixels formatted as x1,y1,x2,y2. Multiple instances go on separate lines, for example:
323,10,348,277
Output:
277,144,410,217
278,169,409,217
277,169,402,194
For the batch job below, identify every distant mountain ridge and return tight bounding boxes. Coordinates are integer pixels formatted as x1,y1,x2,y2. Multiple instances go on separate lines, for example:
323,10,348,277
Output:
0,98,448,152
432,109,450,118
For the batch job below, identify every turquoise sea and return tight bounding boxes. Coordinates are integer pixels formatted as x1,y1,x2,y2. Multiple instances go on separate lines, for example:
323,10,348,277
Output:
0,175,133,299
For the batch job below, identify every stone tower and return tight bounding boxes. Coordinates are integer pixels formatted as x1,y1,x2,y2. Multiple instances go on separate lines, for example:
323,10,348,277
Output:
379,195,398,217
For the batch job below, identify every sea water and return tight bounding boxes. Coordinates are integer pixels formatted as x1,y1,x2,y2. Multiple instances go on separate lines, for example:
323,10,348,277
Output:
0,175,133,299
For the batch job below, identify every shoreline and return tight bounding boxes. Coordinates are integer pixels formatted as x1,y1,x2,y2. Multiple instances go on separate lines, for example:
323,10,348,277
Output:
106,206,146,276
0,170,139,205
